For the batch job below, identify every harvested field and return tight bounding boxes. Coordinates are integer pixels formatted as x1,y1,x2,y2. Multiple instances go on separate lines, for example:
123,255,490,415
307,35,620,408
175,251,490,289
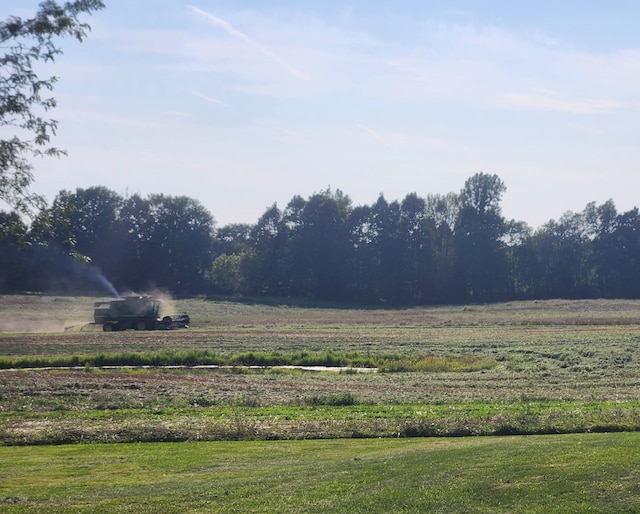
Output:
3,296,640,443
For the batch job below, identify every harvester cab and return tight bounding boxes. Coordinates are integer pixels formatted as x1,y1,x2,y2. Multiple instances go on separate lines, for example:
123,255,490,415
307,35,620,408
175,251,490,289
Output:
93,295,189,331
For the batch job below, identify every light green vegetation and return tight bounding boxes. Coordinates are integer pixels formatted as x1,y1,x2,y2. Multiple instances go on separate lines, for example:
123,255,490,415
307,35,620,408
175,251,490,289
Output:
0,350,496,373
2,399,640,445
1,433,640,513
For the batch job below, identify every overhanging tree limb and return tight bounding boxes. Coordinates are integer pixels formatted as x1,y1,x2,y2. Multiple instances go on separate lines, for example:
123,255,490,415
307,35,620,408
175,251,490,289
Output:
0,0,104,214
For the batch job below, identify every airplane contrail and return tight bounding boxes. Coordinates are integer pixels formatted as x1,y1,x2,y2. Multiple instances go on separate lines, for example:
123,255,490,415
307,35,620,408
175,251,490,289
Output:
357,124,390,146
191,91,231,108
188,5,311,82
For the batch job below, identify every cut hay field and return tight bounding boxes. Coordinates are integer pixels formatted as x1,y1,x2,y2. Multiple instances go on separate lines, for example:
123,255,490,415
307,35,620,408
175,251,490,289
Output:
2,295,640,443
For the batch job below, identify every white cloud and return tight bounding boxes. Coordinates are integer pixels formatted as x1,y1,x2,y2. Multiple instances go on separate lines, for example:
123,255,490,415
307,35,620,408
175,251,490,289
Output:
500,88,622,114
357,125,448,147
54,108,169,129
273,128,327,145
566,50,640,94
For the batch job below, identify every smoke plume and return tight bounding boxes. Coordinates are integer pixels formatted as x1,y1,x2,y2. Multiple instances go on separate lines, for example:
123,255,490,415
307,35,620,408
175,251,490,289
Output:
88,266,120,298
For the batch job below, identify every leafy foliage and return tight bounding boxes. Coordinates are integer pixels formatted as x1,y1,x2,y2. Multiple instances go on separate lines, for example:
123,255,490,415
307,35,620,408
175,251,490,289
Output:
2,172,640,301
2,186,215,294
0,1,104,213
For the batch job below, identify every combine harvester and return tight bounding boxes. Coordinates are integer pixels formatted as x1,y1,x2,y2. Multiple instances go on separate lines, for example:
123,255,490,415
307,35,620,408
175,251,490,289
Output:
93,295,189,332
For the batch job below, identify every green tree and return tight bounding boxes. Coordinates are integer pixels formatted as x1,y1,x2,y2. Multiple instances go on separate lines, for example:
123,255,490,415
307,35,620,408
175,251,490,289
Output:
502,219,534,299
211,253,245,295
369,195,403,302
454,173,508,302
28,188,130,293
247,204,286,296
0,1,104,213
215,223,253,256
425,193,459,302
33,186,122,256
73,193,217,294
135,195,215,293
605,209,640,297
0,210,30,290
591,204,640,298
529,210,594,298
28,186,124,285
425,192,459,233
284,189,352,300
398,193,435,304
347,204,377,302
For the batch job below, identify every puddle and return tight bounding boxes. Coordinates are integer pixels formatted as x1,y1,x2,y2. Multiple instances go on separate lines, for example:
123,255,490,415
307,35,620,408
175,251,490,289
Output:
1,365,378,373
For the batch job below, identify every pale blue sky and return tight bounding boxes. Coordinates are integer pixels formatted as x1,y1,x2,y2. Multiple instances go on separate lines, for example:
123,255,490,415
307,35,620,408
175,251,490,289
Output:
5,1,640,228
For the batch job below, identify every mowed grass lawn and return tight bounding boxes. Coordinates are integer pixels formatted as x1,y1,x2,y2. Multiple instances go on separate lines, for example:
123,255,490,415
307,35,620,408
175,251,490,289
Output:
2,432,640,513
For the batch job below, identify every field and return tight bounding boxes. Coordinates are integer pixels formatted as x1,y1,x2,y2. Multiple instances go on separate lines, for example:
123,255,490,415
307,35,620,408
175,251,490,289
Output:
3,295,640,443
2,295,640,511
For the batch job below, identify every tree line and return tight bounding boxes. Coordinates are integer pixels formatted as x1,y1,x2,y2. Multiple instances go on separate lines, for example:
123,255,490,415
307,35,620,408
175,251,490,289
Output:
2,172,640,304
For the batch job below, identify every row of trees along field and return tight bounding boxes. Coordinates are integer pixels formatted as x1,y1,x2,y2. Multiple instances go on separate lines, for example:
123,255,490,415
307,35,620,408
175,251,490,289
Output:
2,172,640,304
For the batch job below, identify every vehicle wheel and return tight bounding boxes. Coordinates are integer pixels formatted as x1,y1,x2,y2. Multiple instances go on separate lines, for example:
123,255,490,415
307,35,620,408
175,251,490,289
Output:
103,323,114,332
162,316,172,328
135,320,147,331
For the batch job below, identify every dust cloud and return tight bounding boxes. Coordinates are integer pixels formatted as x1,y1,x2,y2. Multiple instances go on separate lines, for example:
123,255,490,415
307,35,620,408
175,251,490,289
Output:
149,289,178,317
0,317,68,333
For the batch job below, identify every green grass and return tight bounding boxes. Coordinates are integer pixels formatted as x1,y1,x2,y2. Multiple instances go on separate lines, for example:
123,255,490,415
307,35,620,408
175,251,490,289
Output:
1,433,640,512
0,349,496,373
3,400,640,445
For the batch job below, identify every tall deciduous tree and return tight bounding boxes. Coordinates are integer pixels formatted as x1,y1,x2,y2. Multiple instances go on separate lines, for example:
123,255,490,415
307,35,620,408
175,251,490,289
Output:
248,204,285,296
27,189,216,294
369,195,403,302
347,204,377,302
530,212,591,299
425,193,459,302
34,186,122,259
215,223,253,257
0,1,104,213
399,193,434,304
454,172,508,302
599,209,640,297
0,210,30,290
210,222,255,294
502,219,534,298
287,189,352,300
130,194,215,293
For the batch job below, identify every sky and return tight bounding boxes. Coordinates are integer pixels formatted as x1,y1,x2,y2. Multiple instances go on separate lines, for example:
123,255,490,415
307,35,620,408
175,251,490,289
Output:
4,0,640,229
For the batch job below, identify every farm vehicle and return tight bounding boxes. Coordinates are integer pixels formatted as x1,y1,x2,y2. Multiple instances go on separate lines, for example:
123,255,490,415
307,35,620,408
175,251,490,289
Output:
93,295,190,331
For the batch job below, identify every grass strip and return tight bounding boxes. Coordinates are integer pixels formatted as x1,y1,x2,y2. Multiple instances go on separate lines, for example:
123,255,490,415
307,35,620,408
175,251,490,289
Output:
0,350,496,373
2,400,640,445
2,433,640,512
